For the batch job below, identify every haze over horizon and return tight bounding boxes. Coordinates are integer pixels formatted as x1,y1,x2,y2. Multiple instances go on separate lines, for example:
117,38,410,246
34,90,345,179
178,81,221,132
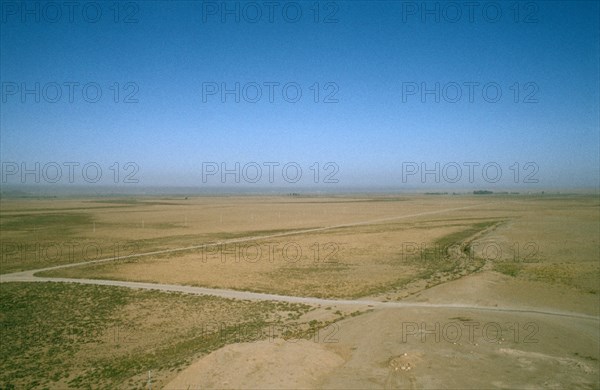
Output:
1,1,599,190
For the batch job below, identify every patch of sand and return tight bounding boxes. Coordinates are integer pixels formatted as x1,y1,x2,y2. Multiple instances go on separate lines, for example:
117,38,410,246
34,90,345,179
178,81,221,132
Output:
403,270,600,316
163,338,345,389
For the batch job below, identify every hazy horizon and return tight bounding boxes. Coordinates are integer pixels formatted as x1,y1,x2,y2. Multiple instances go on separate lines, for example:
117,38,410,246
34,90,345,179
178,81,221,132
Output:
1,1,599,190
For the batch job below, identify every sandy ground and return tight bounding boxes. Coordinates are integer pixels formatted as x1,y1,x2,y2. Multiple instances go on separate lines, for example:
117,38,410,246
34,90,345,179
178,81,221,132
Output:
2,195,598,388
404,269,600,316
163,269,599,389
164,338,346,389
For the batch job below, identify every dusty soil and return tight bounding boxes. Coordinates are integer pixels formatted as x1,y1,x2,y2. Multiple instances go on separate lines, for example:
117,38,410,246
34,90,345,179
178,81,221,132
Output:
159,195,600,389
163,271,599,389
2,194,599,388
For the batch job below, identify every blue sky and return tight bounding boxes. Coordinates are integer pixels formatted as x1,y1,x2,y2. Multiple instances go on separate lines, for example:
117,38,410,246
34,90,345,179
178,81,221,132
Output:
1,0,598,189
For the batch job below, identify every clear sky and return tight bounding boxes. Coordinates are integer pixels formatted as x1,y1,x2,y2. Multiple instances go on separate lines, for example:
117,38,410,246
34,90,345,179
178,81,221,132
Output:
1,0,598,190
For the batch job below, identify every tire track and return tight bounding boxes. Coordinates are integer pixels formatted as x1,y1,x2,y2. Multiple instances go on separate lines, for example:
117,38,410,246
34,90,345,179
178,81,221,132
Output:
4,201,597,321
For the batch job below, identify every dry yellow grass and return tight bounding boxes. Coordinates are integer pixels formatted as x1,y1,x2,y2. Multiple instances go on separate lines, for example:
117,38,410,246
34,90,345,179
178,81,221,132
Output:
2,194,599,389
4,195,598,297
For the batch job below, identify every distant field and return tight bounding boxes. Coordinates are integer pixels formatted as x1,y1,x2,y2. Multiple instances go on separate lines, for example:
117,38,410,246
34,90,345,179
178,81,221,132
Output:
2,195,598,297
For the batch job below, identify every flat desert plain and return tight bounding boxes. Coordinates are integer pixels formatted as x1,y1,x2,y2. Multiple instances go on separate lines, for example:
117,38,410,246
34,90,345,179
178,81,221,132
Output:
1,194,599,389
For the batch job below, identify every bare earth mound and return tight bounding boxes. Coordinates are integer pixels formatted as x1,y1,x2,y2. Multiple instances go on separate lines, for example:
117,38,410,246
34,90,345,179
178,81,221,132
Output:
163,338,345,389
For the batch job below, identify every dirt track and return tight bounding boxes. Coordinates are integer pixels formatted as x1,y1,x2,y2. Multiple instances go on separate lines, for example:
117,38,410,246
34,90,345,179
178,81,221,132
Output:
2,201,597,321
1,273,596,321
2,200,598,389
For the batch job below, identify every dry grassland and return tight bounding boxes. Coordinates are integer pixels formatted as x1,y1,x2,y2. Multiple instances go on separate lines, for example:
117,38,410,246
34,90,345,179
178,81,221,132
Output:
1,194,598,389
